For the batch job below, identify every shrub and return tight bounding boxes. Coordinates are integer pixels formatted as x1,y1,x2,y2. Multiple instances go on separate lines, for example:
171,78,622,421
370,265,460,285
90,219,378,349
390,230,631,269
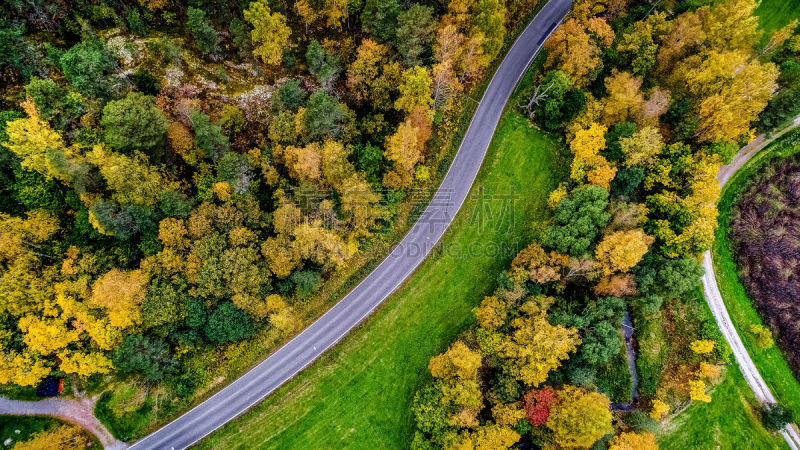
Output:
186,298,207,328
127,8,148,35
186,7,219,56
351,142,384,184
112,334,178,382
190,109,229,158
218,105,245,135
544,185,610,257
291,270,321,297
132,71,160,95
758,403,793,431
90,200,139,240
272,79,307,111
204,302,254,343
101,92,168,156
158,190,193,218
304,89,344,142
60,41,113,98
749,324,775,350
410,383,450,442
24,77,85,130
637,359,662,398
229,18,252,60
636,295,663,316
172,370,200,398
610,166,644,198
0,25,41,81
305,40,340,90
624,410,659,433
594,349,632,403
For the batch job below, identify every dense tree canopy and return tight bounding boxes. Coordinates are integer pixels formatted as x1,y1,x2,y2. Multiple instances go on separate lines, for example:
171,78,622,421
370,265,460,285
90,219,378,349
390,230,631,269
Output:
101,92,169,155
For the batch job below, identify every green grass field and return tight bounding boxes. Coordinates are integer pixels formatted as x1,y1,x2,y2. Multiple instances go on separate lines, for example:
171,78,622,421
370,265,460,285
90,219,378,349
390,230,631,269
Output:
201,104,568,448
658,366,784,449
711,131,800,421
755,0,800,35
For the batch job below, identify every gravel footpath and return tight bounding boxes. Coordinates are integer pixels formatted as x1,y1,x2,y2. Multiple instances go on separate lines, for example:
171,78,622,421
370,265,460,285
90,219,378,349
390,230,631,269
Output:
0,396,125,449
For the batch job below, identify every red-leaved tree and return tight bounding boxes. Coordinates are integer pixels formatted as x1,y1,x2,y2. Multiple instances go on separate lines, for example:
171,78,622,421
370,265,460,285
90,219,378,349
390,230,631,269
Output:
521,386,557,426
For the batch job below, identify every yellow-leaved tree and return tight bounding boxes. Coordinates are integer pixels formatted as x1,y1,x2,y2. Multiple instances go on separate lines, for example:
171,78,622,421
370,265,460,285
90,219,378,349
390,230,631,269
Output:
86,145,165,207
450,423,520,450
569,122,617,190
90,269,149,329
497,304,580,387
594,228,654,275
547,386,613,448
608,432,659,450
3,100,87,186
383,120,421,188
428,340,482,380
13,425,89,450
244,0,292,65
395,66,433,114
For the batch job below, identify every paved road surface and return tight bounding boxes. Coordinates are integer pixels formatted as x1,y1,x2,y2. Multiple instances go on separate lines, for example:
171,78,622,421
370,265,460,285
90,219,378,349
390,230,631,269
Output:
130,1,572,448
702,116,800,450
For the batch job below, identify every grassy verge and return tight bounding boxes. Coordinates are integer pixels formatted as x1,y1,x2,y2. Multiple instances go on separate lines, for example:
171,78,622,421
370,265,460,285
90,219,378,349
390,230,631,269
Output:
755,0,800,35
0,416,59,446
658,366,783,449
200,97,568,448
711,130,800,418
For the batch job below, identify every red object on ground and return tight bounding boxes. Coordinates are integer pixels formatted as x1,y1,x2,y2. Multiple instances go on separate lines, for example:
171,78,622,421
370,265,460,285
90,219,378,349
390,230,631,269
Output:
58,378,64,394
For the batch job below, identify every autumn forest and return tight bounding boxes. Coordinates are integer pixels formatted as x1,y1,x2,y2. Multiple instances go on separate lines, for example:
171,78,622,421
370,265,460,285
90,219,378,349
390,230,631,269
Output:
1,0,800,448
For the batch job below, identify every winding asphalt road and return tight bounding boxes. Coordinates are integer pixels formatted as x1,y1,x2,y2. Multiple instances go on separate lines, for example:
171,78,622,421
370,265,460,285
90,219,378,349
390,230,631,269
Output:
701,116,800,450
130,2,572,448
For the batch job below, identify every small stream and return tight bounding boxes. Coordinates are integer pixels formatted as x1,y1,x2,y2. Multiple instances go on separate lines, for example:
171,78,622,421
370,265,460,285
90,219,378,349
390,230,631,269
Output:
622,310,639,401
611,310,639,411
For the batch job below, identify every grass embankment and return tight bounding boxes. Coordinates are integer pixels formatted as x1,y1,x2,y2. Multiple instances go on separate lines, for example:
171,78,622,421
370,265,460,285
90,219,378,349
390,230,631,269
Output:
712,131,800,418
201,98,569,448
755,0,800,35
0,416,58,446
658,366,783,449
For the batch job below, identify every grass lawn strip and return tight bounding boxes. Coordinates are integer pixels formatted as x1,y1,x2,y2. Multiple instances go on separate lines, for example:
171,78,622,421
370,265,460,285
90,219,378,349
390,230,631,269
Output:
658,365,783,450
754,0,800,35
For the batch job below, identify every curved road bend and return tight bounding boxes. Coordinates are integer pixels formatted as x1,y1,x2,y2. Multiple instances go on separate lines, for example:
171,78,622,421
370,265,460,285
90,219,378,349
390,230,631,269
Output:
702,116,800,450
131,1,572,448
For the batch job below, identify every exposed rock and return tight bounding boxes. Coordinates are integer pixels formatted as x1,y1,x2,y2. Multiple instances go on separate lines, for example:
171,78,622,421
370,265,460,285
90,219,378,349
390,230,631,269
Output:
106,35,139,67
165,67,185,88
236,85,273,123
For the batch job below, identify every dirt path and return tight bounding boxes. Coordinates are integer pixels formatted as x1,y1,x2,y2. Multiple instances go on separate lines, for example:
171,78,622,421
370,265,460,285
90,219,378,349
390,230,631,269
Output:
717,116,800,188
0,396,125,449
702,115,800,450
